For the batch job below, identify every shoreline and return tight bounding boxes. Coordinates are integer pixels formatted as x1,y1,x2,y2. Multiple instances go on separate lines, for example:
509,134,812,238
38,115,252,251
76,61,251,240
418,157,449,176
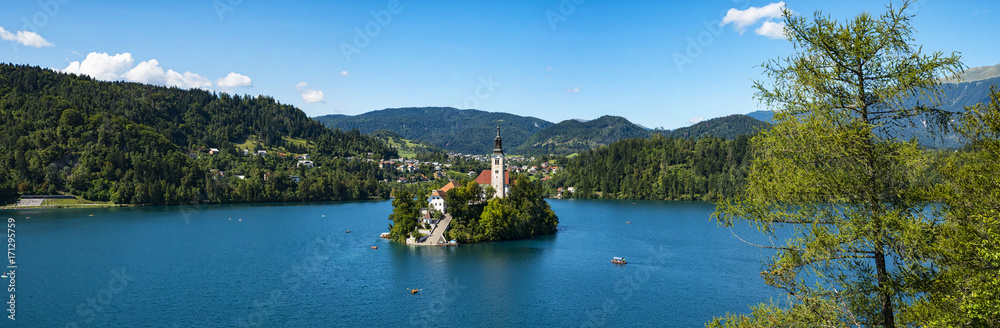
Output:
1,198,393,211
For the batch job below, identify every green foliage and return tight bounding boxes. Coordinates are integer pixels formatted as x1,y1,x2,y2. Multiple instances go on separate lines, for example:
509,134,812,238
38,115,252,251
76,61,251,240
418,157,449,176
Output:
909,88,1000,326
370,129,445,158
554,134,753,201
432,176,557,243
0,64,396,205
388,190,419,242
315,107,553,154
711,2,963,326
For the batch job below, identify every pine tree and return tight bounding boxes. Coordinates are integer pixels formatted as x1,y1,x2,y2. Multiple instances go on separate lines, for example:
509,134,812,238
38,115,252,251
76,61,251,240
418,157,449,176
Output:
711,1,962,326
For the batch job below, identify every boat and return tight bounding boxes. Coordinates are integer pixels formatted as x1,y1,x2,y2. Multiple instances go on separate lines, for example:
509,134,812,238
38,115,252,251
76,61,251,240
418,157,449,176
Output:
448,240,459,246
346,230,352,233
410,288,420,294
380,232,391,239
612,257,627,264
626,221,631,224
371,246,378,249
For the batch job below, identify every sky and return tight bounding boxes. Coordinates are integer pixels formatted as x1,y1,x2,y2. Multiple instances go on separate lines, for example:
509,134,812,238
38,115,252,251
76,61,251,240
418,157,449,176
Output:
2,0,998,130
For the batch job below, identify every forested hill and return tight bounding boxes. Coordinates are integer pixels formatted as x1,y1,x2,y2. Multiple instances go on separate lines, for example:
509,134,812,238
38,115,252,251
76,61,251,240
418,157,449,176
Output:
0,63,396,205
549,134,753,201
314,107,553,154
656,114,770,140
515,115,651,155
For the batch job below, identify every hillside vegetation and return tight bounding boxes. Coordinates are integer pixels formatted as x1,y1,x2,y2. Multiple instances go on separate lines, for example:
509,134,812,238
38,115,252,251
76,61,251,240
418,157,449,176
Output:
550,134,753,201
315,107,552,154
515,115,651,155
0,64,396,205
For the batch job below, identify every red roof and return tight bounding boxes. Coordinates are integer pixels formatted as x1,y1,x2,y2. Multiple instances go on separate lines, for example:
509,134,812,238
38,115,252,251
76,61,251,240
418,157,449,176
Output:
430,189,447,198
475,169,510,185
440,181,458,192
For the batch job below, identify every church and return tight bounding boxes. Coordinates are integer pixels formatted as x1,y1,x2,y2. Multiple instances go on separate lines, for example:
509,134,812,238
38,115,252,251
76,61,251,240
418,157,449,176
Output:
475,124,510,198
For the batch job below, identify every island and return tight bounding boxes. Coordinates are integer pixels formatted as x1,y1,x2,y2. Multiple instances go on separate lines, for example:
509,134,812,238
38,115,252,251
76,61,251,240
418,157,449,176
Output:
387,125,558,244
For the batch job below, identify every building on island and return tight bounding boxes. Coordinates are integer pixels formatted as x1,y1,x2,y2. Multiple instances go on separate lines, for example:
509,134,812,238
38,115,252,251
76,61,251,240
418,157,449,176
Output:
475,124,510,198
426,181,457,215
428,189,446,213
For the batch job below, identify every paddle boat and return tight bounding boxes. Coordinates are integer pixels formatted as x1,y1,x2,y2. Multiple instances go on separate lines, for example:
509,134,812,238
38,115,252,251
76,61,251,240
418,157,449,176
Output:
612,257,627,264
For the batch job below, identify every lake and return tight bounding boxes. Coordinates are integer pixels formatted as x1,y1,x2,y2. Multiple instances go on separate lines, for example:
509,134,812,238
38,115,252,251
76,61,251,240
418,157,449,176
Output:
7,199,781,327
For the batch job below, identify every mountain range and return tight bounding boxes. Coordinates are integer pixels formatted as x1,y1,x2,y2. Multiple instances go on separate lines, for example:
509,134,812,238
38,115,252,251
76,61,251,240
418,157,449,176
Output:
317,109,768,155
744,63,1000,147
314,107,553,154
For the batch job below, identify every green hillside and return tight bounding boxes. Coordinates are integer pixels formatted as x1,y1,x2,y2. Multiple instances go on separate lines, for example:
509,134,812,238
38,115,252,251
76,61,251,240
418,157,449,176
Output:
0,64,397,205
515,115,651,155
657,114,770,140
369,129,444,158
314,107,553,154
550,134,754,201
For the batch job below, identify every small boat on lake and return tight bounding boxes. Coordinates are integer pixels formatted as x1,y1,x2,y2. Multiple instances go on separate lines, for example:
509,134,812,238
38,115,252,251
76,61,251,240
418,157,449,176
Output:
380,232,391,239
371,246,378,249
612,257,627,264
410,288,420,294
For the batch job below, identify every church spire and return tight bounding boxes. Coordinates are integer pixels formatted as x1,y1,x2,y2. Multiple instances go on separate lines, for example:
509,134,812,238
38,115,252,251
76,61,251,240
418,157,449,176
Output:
493,123,504,155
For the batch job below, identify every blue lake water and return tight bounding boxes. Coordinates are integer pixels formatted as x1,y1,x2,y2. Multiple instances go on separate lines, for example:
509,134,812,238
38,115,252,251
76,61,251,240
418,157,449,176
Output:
6,199,781,327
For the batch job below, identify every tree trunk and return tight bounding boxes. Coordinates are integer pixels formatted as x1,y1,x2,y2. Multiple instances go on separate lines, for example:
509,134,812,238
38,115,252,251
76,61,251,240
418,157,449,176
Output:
874,247,895,328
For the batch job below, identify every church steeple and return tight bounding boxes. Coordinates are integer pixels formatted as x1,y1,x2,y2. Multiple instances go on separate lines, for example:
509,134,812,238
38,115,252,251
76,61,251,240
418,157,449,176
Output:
490,122,506,198
493,123,504,155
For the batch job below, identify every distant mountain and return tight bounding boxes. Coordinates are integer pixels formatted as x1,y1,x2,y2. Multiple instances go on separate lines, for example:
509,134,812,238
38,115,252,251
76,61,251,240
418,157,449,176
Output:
658,115,770,140
942,62,1000,84
316,108,769,156
745,110,775,123
515,115,651,155
938,76,999,112
746,65,1000,148
314,107,553,154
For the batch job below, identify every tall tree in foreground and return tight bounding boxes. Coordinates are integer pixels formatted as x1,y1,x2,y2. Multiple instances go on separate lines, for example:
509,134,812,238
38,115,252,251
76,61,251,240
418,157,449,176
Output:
710,1,961,327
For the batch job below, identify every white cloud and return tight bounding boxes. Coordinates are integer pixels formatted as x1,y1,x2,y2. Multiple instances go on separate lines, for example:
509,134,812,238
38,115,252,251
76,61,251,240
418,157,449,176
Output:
301,89,325,103
546,66,556,71
62,52,244,90
721,2,787,34
340,70,350,77
124,59,212,89
565,87,580,93
63,52,135,81
296,82,325,104
217,72,253,88
0,26,53,48
755,21,787,39
689,116,705,124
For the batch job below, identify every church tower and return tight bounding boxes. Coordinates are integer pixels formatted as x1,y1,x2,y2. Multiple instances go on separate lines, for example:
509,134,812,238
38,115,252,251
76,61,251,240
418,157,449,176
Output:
491,123,506,198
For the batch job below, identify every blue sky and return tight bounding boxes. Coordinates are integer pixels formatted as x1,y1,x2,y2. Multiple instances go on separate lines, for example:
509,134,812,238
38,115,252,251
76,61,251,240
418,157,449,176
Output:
2,0,998,129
